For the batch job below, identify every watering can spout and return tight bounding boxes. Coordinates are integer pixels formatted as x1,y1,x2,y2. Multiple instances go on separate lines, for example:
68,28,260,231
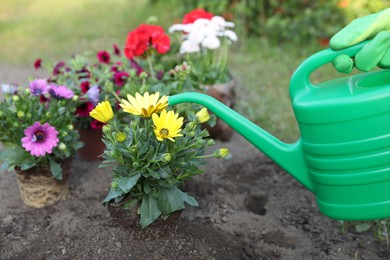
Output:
168,93,314,192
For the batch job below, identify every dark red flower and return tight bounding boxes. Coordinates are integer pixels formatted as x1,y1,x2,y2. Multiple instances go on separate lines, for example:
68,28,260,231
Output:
53,61,66,75
113,44,121,56
124,24,170,59
75,102,95,117
97,51,110,64
77,67,91,79
182,8,214,24
90,119,105,129
80,81,90,94
129,59,144,75
156,70,164,80
34,59,42,70
113,71,130,87
110,62,122,72
39,95,49,103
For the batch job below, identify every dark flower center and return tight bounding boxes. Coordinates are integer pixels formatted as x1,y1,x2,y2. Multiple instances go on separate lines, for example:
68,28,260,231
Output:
32,131,46,143
160,128,169,136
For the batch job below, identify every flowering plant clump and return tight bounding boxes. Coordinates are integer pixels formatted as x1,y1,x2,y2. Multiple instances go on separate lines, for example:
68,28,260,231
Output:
0,80,82,179
90,92,229,228
169,8,238,85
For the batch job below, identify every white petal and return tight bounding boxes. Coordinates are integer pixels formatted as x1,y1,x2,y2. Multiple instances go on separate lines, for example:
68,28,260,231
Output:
180,40,200,54
224,30,238,41
202,36,220,49
168,24,188,33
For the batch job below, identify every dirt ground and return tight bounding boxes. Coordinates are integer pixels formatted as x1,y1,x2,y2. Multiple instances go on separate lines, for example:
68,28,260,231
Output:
1,65,389,259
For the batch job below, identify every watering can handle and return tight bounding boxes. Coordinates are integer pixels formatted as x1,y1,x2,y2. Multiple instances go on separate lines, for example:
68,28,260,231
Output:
289,40,369,98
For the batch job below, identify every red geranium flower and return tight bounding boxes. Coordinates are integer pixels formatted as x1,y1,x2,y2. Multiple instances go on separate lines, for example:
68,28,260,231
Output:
124,24,170,59
75,102,95,117
80,81,90,94
34,59,42,69
90,119,105,129
97,51,110,64
182,8,214,24
113,71,129,87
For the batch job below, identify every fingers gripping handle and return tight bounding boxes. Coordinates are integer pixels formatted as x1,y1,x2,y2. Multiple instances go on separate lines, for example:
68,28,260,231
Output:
289,41,369,99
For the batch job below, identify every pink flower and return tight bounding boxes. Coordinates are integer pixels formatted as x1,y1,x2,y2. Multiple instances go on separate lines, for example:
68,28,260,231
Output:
21,122,59,157
113,44,121,56
80,81,90,94
29,79,49,96
113,71,129,87
52,61,66,75
34,59,42,69
75,102,95,117
97,51,110,64
49,84,74,99
90,119,105,129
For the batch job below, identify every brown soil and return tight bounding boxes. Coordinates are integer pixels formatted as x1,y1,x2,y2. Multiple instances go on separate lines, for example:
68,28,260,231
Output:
1,65,389,259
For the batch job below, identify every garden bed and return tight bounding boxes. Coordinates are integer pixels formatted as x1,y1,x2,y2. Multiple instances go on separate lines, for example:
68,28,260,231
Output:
1,133,389,259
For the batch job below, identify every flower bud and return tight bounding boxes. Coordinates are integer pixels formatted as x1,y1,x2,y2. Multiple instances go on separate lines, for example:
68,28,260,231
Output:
132,161,140,168
17,111,24,118
146,16,157,24
116,132,126,143
161,153,172,163
185,122,196,131
72,95,79,101
186,131,195,138
45,112,51,118
58,142,67,150
102,124,111,135
195,108,210,124
139,71,148,79
67,124,74,130
12,95,19,102
24,88,30,95
110,181,119,188
61,131,68,137
130,120,137,129
214,148,230,158
206,139,216,146
26,113,32,118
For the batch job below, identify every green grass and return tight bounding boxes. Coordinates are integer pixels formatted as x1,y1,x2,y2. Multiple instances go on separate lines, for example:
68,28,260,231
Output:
0,0,341,142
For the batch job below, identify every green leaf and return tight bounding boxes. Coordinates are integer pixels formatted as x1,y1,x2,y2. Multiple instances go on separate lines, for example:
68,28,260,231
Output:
180,190,199,207
147,168,160,179
102,187,124,204
121,198,138,210
140,194,161,228
118,173,141,193
49,159,62,180
355,223,372,233
158,187,186,215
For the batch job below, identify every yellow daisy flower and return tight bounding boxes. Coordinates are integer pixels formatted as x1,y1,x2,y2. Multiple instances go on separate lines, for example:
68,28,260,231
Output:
89,101,114,123
152,110,184,142
195,108,210,124
120,92,168,118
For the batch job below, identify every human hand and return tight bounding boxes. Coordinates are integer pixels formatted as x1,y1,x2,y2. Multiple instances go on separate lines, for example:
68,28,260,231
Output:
330,8,390,74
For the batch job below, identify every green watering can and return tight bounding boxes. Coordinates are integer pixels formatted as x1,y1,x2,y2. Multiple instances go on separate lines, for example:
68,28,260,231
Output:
168,41,390,221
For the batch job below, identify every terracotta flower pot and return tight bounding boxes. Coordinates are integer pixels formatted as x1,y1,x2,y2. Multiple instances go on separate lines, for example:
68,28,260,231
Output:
15,159,72,208
107,203,182,239
204,79,236,142
77,127,105,161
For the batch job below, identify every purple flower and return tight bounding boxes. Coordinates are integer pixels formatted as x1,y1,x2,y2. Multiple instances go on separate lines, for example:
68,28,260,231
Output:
49,84,74,99
87,85,100,105
1,83,17,95
29,79,49,96
21,122,59,157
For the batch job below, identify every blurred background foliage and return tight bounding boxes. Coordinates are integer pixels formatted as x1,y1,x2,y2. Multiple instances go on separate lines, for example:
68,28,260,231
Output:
0,0,388,142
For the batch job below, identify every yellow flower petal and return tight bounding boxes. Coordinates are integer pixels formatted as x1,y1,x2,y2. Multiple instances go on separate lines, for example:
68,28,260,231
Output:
152,110,183,142
89,101,114,123
120,92,168,117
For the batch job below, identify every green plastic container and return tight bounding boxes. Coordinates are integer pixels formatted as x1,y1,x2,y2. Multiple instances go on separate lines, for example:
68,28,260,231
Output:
168,41,390,220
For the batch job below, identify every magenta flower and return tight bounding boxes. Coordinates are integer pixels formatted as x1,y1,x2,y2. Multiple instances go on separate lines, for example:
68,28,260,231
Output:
29,79,49,96
52,61,66,75
113,44,121,56
97,51,110,64
34,59,42,69
113,71,129,87
49,84,74,99
21,122,59,157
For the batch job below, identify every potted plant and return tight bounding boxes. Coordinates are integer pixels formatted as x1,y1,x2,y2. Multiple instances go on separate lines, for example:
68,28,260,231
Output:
89,91,229,236
0,80,82,208
169,8,238,141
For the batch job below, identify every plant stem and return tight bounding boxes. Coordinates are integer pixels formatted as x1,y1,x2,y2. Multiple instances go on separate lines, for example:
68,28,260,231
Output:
147,55,156,81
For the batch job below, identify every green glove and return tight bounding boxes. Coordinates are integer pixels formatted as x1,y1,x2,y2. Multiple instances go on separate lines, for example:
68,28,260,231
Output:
330,8,390,74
